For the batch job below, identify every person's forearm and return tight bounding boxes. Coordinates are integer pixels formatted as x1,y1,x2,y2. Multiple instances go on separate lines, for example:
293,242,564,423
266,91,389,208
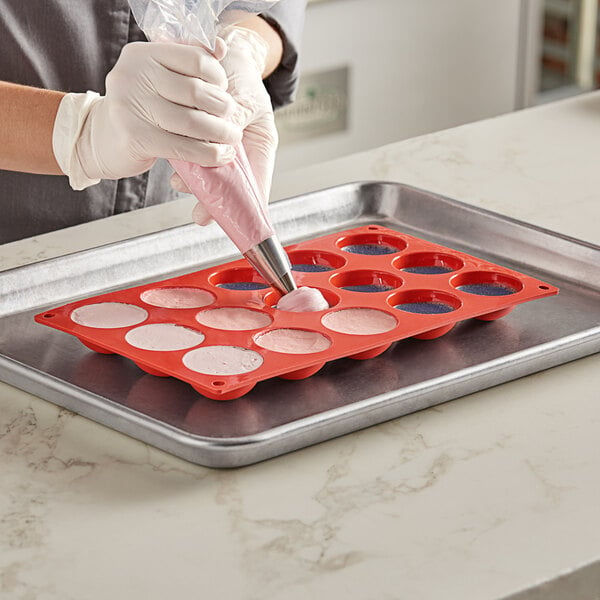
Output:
0,81,65,175
237,16,284,78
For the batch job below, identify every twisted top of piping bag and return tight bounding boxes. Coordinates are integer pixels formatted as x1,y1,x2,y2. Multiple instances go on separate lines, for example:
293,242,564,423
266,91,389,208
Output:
129,0,280,49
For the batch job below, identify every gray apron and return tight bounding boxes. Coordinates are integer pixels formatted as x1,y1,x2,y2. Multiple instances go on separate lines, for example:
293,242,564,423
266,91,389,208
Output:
0,0,305,244
0,0,175,244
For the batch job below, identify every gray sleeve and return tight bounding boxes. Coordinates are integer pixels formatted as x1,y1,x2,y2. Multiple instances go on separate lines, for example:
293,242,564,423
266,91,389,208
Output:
260,0,307,109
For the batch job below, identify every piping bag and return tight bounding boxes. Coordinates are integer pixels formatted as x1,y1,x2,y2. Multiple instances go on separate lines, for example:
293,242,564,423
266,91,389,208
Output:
129,0,297,295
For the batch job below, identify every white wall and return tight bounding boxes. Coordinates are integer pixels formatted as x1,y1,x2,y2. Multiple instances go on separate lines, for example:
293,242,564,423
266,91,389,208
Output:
274,0,528,173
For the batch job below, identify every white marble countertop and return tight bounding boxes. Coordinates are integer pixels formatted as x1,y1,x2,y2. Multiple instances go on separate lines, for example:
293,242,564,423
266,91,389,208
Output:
1,93,599,600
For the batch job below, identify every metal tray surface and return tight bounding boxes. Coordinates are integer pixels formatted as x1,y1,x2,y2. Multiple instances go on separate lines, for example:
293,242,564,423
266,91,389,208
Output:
1,182,599,468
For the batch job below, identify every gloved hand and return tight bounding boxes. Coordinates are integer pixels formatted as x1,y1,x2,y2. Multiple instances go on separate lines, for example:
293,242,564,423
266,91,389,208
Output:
52,40,242,190
171,26,278,226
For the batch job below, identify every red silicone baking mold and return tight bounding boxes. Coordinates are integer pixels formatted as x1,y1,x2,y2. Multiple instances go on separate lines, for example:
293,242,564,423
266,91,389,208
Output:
35,225,559,400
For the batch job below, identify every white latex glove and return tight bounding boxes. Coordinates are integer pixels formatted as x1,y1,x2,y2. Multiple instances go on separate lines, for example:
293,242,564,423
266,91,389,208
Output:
53,40,242,190
171,26,278,226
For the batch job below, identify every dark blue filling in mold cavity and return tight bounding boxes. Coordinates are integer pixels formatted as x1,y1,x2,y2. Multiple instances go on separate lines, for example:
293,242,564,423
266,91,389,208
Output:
341,244,398,255
402,266,453,275
395,302,454,314
217,282,269,291
292,263,334,273
342,284,393,293
457,283,515,296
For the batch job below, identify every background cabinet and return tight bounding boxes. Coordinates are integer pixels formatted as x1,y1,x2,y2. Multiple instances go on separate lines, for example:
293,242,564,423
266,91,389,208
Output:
274,0,542,173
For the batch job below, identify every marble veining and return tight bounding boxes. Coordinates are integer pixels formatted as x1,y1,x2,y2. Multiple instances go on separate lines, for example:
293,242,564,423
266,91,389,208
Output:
2,93,600,599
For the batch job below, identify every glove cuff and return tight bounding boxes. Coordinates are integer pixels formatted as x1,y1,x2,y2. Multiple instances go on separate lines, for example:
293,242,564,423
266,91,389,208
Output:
220,26,269,76
52,91,103,191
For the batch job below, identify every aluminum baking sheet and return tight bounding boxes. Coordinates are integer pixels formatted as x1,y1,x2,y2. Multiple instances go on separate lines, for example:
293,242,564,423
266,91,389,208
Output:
1,182,599,468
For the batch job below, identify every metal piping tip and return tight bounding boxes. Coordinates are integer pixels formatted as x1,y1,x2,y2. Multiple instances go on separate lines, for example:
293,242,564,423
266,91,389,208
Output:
244,236,298,295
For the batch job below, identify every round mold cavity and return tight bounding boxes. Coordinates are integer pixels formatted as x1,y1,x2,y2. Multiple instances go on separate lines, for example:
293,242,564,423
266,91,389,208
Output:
394,252,464,275
321,308,397,335
209,267,269,291
133,362,170,377
275,288,330,312
140,287,214,309
183,345,263,376
264,287,340,311
330,270,403,294
388,290,461,315
125,323,205,351
279,363,325,380
192,382,256,400
413,324,455,340
336,232,407,255
70,302,147,329
195,307,272,331
288,249,346,273
254,329,332,355
349,343,392,360
451,271,523,296
78,339,113,354
476,307,515,321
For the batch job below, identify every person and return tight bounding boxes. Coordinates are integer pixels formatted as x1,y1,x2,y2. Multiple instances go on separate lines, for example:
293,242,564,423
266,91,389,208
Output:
0,0,306,244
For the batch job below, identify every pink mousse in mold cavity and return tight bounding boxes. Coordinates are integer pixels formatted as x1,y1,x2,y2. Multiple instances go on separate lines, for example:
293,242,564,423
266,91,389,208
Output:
70,302,147,329
276,287,329,312
195,307,272,331
322,308,397,335
183,345,263,376
254,329,331,354
125,324,205,351
140,287,214,309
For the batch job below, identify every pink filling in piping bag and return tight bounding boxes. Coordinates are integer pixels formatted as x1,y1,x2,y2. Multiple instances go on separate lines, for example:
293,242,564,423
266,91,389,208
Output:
170,144,297,295
170,145,271,256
